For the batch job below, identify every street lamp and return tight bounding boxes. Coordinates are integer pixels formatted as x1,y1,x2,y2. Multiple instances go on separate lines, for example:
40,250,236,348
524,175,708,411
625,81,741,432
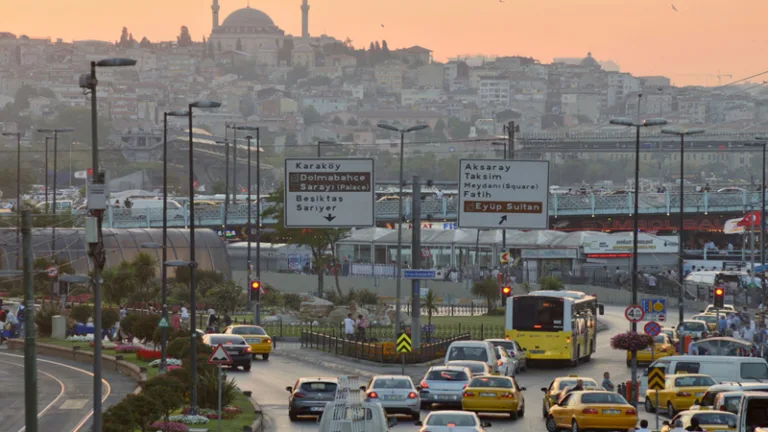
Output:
317,139,339,158
661,126,705,324
492,141,508,254
216,139,230,236
226,123,239,204
746,137,768,298
187,100,221,415
2,132,22,268
234,126,260,325
609,114,667,406
43,137,52,213
376,123,428,336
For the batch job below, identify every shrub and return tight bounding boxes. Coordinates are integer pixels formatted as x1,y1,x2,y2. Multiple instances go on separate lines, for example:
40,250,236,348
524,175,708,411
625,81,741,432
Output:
35,302,59,337
196,370,237,410
70,304,93,324
120,313,141,338
486,308,505,316
153,326,187,346
143,375,186,426
166,333,210,360
283,293,301,310
259,284,283,307
102,308,120,330
115,345,141,353
150,421,189,432
539,276,564,291
355,288,379,306
132,314,160,342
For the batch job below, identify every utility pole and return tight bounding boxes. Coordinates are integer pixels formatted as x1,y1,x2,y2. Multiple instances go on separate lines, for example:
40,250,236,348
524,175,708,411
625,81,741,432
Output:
22,210,37,432
507,120,515,160
411,176,421,350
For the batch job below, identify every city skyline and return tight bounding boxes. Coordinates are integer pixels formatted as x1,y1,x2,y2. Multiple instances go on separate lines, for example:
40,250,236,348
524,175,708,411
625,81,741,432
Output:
2,0,765,87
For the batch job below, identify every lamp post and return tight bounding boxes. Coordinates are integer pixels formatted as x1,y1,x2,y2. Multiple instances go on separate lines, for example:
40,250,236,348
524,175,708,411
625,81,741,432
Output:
216,139,230,238
43,137,52,213
186,100,221,415
492,140,508,254
661,126,705,324
78,56,136,432
317,139,339,158
610,115,667,406
2,132,22,266
376,123,428,336
235,126,260,325
746,137,768,298
226,123,238,204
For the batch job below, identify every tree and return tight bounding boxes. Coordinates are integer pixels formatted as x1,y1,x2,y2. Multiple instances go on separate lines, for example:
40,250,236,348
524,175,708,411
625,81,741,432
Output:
382,40,390,53
447,118,472,139
212,181,226,194
308,75,331,87
261,184,350,297
204,281,244,313
471,278,498,311
286,65,309,86
101,260,137,307
36,107,111,153
132,252,158,302
285,133,298,147
235,38,243,51
207,37,215,59
177,26,193,47
119,27,130,48
139,36,151,48
331,116,344,125
421,289,439,328
346,117,359,127
302,106,323,125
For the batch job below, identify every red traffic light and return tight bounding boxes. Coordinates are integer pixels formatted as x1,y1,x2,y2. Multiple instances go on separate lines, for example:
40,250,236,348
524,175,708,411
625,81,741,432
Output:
250,280,261,290
501,286,512,296
714,287,724,296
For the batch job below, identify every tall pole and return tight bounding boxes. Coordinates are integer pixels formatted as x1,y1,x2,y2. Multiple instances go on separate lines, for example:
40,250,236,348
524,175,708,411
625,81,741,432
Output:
15,133,21,268
255,129,261,325
395,131,405,336
232,127,237,204
22,210,37,432
51,131,58,303
246,136,253,324
630,122,640,407
501,137,507,260
223,136,230,238
89,60,105,432
187,106,199,415
160,113,169,373
411,175,422,350
761,144,766,299
317,141,321,157
678,135,685,324
44,137,50,214
507,120,515,160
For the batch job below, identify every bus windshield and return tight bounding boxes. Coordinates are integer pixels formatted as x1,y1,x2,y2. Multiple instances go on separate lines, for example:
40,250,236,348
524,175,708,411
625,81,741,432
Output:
512,297,564,331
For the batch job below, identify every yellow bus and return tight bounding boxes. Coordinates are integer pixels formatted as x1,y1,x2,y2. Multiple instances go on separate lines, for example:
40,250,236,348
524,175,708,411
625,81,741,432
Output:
505,290,603,365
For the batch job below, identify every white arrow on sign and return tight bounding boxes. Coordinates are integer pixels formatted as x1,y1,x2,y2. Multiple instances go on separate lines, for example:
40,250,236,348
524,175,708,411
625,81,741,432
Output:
207,343,233,365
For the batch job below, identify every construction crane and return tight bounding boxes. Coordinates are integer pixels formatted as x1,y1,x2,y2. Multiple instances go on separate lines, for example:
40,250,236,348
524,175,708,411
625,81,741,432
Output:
677,73,732,86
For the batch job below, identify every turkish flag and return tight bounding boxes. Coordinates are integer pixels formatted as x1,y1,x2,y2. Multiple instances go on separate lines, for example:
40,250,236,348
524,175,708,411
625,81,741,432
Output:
737,210,761,227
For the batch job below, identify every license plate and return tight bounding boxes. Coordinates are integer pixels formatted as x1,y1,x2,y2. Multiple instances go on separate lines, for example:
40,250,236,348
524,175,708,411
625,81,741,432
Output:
382,395,403,401
438,395,458,401
246,339,258,343
602,409,620,415
530,350,545,354
310,407,324,412
480,393,495,397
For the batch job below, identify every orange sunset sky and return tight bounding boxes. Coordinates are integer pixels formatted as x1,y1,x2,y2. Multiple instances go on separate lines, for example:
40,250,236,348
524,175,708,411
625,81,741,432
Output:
1,0,765,87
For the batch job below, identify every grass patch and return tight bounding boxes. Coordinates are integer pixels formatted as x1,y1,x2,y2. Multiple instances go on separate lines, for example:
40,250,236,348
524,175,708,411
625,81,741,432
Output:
38,337,160,379
213,391,257,432
426,315,505,327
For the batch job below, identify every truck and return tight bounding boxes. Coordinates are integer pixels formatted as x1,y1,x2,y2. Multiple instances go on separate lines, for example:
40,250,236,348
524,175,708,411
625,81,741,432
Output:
317,401,397,432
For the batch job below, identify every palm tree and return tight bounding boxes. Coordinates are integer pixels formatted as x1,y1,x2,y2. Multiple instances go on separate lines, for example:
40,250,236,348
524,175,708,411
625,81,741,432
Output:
421,289,439,327
132,252,157,302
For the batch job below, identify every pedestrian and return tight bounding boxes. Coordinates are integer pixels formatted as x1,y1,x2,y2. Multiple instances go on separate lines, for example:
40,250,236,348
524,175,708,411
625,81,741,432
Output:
206,308,218,333
601,372,615,391
16,304,24,337
635,419,651,432
343,313,355,340
685,417,704,431
668,419,685,432
223,310,232,328
355,314,367,341
180,305,189,329
5,308,18,338
171,311,181,330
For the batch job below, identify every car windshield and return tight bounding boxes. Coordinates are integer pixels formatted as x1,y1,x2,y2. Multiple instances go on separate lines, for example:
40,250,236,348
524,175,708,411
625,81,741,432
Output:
372,379,412,389
207,335,245,345
448,362,486,374
692,412,737,426
685,322,707,331
447,346,488,362
426,369,469,381
469,377,513,388
723,396,741,413
653,336,667,344
491,341,516,350
558,379,597,390
675,376,716,387
581,392,627,404
300,382,337,393
230,326,266,336
426,413,477,427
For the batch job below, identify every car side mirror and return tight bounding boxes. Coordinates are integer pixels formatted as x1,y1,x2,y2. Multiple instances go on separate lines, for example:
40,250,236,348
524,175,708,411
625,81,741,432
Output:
481,422,492,428
414,421,422,426
387,417,398,427
598,304,605,315
541,387,547,392
521,387,527,391
694,399,700,405
285,386,292,392
359,386,367,391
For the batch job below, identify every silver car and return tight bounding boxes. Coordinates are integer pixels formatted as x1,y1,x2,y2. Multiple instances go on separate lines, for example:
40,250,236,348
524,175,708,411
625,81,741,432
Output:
494,346,516,377
418,366,472,409
415,411,491,432
487,338,528,372
362,375,421,421
446,360,492,378
286,377,338,421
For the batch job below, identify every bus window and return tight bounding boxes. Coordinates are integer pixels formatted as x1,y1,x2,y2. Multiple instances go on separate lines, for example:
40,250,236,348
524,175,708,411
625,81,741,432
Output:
512,297,564,331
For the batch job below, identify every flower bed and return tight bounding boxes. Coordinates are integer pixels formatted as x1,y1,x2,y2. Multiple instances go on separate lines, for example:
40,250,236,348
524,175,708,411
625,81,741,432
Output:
148,358,182,367
66,335,94,342
115,345,142,353
167,414,209,425
149,421,189,432
89,340,117,349
181,406,241,420
610,331,654,351
136,348,162,361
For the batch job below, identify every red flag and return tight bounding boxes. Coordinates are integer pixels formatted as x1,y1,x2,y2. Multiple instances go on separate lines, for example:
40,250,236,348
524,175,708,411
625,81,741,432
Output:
737,210,761,227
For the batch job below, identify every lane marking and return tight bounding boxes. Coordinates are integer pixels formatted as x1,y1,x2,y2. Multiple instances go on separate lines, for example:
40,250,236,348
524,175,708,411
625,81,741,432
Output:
0,352,113,432
0,359,67,432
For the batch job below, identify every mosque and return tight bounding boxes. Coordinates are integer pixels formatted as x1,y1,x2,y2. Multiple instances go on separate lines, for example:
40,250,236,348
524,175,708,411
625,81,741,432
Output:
209,0,316,68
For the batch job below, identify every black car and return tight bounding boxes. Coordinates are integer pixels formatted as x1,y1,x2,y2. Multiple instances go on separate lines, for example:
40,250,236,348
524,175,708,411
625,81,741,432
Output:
286,377,338,421
202,334,253,371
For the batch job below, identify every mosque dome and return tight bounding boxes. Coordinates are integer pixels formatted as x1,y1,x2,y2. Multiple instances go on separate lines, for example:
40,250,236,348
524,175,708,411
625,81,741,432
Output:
221,7,275,29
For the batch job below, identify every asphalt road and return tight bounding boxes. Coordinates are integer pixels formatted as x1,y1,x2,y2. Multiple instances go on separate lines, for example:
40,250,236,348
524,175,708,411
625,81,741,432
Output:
0,351,136,432
232,305,695,432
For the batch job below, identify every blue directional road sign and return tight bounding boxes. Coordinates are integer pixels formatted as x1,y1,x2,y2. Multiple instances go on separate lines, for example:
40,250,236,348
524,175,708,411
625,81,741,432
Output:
641,298,666,322
403,269,437,279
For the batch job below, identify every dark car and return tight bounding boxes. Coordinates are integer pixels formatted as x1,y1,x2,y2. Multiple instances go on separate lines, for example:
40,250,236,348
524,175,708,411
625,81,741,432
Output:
286,377,338,421
201,334,253,371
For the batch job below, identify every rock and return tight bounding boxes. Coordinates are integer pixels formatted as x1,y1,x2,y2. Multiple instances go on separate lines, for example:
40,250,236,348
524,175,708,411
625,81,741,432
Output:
299,296,335,322
386,308,411,328
326,307,350,326
262,312,300,325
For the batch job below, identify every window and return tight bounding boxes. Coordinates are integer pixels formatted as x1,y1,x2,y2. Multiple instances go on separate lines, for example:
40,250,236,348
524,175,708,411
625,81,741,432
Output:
512,296,564,331
742,363,768,380
699,391,719,407
491,341,516,351
675,362,701,374
675,376,715,387
230,326,266,335
426,369,469,381
580,392,627,404
426,413,477,427
372,379,412,389
300,382,337,393
691,413,737,427
469,377,513,388
645,361,670,376
447,347,489,362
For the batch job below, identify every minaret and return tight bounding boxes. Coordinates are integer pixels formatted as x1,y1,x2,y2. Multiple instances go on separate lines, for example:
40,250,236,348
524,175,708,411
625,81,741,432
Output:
301,0,310,40
212,0,220,31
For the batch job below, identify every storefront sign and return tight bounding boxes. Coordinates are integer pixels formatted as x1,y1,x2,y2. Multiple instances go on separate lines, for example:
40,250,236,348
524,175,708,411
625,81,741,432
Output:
582,234,678,254
550,214,727,232
521,249,579,259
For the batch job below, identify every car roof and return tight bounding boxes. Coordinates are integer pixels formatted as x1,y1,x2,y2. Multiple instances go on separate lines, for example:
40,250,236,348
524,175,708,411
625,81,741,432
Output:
555,376,595,382
228,324,265,329
298,377,338,383
668,373,711,379
448,360,489,365
683,409,738,418
429,365,471,371
372,375,412,380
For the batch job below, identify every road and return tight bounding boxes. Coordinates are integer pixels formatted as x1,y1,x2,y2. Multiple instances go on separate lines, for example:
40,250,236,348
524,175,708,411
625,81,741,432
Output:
0,351,136,432
232,305,694,431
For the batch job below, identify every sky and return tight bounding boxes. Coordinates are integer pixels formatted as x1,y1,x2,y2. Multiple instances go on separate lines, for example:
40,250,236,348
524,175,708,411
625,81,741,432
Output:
1,0,765,87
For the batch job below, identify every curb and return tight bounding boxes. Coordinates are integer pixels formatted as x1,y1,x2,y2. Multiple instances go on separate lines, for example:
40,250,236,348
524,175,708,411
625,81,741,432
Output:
243,391,264,432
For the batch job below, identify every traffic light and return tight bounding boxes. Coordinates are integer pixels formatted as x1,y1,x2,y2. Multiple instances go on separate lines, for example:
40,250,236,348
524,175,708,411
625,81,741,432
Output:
713,286,725,308
250,280,261,292
501,286,512,306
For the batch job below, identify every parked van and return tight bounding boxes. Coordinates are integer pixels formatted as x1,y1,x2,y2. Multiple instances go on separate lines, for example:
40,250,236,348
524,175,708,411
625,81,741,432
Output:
129,199,183,221
639,355,768,395
317,401,397,432
444,341,500,375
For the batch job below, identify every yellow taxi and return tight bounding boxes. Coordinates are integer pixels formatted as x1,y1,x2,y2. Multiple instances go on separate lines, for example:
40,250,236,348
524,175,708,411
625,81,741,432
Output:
545,390,637,432
668,410,737,431
223,325,272,360
461,375,526,419
626,334,676,364
540,375,599,418
644,373,716,416
692,313,719,331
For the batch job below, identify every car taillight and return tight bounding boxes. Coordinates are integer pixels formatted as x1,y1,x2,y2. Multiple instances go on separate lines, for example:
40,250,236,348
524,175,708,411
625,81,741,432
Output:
566,336,571,343
463,391,474,397
244,346,252,353
676,392,691,397
367,392,378,399
408,392,417,399
420,381,429,389
626,409,636,415
497,360,503,366
582,408,598,414
294,392,306,398
266,339,272,344
501,392,515,399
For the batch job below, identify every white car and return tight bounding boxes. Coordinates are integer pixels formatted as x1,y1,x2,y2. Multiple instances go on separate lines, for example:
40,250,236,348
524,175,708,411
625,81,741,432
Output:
445,360,492,378
486,338,528,372
493,346,516,377
415,411,491,432
362,375,421,421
